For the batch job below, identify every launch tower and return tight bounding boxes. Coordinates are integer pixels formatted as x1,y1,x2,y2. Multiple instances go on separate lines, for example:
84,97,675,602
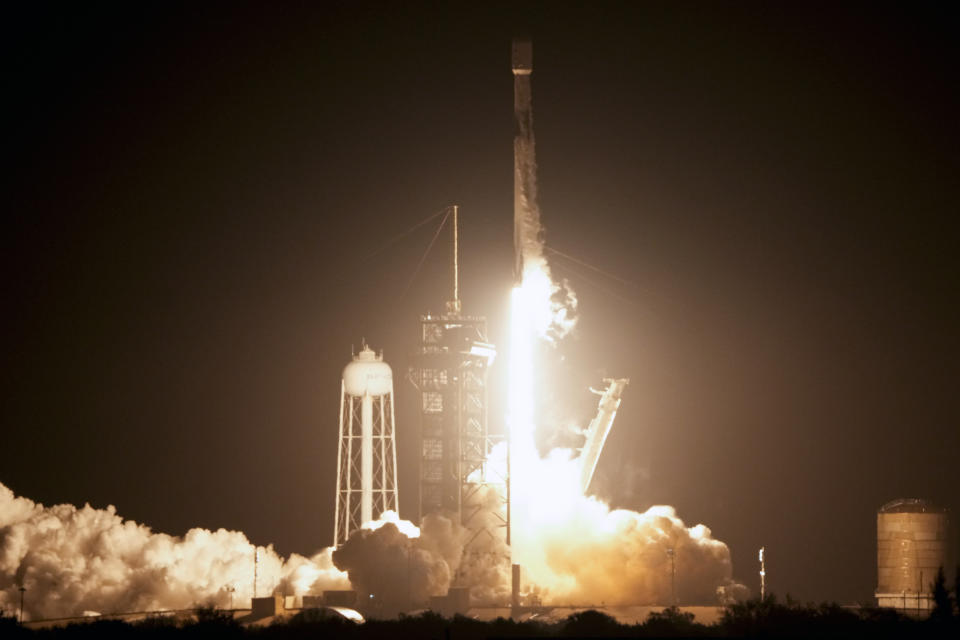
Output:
409,206,503,547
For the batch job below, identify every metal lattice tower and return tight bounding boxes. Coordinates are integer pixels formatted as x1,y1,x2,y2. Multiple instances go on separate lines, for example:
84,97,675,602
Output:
411,313,498,518
334,344,399,546
408,206,505,551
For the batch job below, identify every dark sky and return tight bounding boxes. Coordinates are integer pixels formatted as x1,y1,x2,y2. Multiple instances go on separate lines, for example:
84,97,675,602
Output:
4,2,958,605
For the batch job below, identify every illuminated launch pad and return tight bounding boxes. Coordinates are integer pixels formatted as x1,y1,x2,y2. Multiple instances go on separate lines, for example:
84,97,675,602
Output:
408,206,506,570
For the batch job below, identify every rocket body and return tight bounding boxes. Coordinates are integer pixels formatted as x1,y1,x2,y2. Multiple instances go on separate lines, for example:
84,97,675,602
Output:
513,37,538,283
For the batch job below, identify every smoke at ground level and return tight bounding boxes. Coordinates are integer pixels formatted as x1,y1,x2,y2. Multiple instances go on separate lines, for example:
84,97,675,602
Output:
0,483,348,621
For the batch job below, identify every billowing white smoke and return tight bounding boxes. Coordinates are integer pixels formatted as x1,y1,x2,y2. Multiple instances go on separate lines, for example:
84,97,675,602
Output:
522,455,744,604
522,260,578,341
331,513,466,610
0,482,348,621
541,504,745,605
499,435,746,606
456,484,512,604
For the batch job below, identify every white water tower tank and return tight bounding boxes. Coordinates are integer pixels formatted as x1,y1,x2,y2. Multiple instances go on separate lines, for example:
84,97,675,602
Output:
342,348,393,397
334,344,399,546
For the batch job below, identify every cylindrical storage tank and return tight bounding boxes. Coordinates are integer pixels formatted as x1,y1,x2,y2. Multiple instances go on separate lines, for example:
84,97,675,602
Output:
342,346,393,397
876,499,948,596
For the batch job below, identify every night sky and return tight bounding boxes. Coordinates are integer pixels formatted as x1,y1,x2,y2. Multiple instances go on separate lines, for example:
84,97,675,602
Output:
4,2,958,605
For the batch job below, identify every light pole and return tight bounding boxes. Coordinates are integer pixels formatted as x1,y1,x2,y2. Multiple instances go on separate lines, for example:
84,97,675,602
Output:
918,570,923,615
759,547,766,600
253,547,260,600
666,548,676,606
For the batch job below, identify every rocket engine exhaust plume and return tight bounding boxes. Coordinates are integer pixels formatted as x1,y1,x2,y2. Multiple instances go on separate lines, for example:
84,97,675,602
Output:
508,38,745,605
507,255,746,607
0,483,349,621
506,277,746,604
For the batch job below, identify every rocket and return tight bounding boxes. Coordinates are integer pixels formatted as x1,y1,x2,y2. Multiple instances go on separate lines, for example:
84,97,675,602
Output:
512,37,532,75
513,37,534,284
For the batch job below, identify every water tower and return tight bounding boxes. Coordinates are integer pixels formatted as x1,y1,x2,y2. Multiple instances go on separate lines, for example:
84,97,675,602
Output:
333,344,399,546
875,498,948,612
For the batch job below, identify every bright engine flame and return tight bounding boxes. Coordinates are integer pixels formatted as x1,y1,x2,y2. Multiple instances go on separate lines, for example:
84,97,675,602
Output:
508,267,592,596
506,262,743,605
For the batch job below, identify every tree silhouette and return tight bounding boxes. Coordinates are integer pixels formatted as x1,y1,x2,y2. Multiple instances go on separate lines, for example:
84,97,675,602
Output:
641,606,704,637
561,610,624,637
930,566,952,622
955,564,960,616
0,610,29,639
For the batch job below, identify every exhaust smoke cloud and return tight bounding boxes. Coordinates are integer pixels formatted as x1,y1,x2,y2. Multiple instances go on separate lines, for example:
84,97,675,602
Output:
507,444,746,605
331,513,466,610
0,483,479,620
0,482,348,621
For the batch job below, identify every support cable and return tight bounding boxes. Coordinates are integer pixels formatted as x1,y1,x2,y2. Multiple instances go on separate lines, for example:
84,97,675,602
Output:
360,207,450,263
549,260,645,311
401,208,451,300
544,245,640,289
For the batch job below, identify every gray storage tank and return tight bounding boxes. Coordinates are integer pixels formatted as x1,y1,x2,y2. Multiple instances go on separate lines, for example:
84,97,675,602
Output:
875,498,948,612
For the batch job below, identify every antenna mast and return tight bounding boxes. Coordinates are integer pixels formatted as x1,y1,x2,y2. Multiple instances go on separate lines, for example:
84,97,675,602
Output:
447,204,461,314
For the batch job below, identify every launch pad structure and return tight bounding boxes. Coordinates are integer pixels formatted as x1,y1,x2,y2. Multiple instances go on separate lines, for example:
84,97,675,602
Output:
331,38,629,609
337,38,538,575
408,205,507,571
405,38,629,602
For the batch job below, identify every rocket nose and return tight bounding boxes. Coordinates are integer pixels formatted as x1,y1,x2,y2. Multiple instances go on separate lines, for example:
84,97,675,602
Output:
512,37,532,74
